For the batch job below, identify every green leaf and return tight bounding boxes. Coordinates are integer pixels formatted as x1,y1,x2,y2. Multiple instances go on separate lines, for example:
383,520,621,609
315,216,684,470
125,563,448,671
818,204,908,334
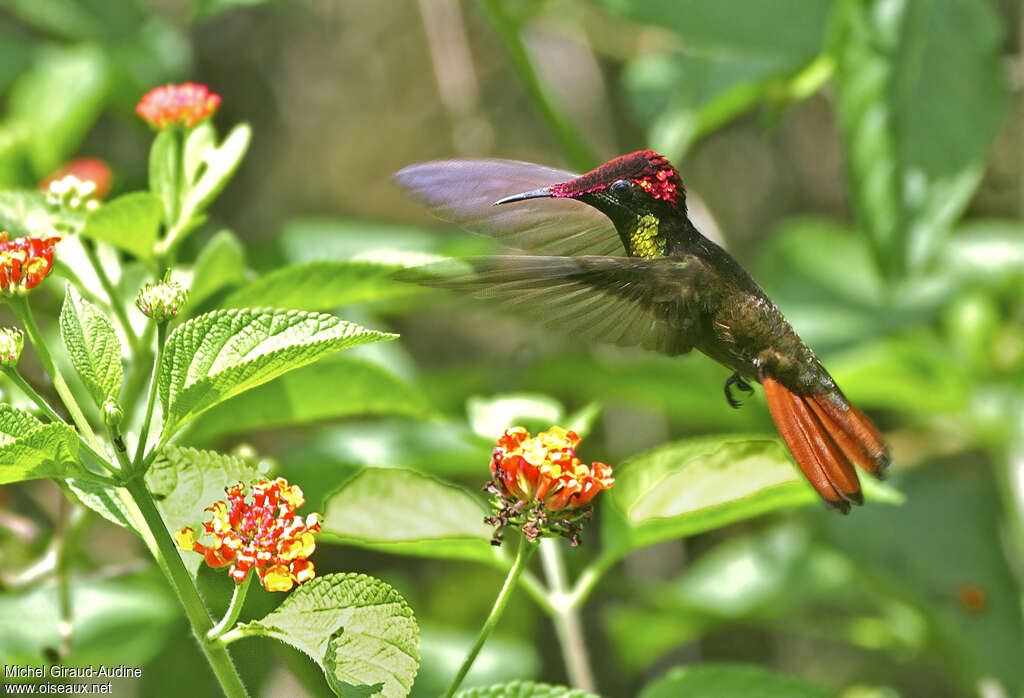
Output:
183,121,217,186
524,352,770,432
639,663,833,698
59,285,123,406
222,259,420,312
0,404,85,483
322,468,496,564
416,627,540,697
0,569,179,667
80,191,163,261
179,123,251,224
831,0,1009,279
241,573,418,698
827,332,970,413
149,129,179,226
455,682,598,698
0,190,65,236
146,446,265,576
188,356,432,440
602,435,902,557
820,461,1024,688
610,0,832,157
6,44,109,175
188,229,248,312
289,418,493,481
466,393,564,440
158,308,395,436
68,478,137,532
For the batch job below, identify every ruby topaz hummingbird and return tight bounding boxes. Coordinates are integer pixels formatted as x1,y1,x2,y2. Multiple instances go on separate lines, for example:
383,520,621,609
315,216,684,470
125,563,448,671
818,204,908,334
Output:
395,150,890,513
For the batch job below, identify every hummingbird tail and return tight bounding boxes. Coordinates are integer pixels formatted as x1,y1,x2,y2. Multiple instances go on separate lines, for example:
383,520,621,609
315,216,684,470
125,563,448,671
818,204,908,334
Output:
762,377,889,514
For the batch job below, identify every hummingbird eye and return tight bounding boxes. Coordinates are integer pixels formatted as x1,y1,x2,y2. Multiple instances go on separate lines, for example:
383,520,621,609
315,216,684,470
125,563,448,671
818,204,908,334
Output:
609,179,633,196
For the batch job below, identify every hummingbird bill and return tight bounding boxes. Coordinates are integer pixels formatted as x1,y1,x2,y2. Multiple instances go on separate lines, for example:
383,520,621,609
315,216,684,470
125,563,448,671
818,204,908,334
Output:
395,150,890,513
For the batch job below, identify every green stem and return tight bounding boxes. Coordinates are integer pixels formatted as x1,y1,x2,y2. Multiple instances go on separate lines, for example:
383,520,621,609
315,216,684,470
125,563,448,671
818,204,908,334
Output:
539,539,596,691
569,550,618,608
124,476,248,697
122,322,155,410
208,573,252,642
10,297,105,455
442,534,536,698
478,0,597,172
81,242,142,356
56,496,72,657
4,367,118,479
134,322,166,467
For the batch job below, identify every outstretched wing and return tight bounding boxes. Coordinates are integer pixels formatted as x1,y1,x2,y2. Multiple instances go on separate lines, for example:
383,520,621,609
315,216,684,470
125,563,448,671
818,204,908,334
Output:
403,254,706,356
394,159,624,255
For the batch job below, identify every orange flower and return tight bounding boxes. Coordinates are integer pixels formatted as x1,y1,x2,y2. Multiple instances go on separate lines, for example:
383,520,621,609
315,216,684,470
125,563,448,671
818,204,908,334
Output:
0,233,59,295
486,426,613,545
175,478,321,592
136,82,221,130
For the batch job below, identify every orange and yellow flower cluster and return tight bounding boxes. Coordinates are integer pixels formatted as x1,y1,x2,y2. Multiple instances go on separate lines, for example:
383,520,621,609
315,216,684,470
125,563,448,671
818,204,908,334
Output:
0,233,59,295
486,426,613,545
136,82,221,130
175,478,321,592
490,427,613,510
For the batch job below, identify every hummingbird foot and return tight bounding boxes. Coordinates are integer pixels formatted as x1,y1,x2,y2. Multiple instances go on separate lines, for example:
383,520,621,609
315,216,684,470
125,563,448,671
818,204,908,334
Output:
724,372,755,409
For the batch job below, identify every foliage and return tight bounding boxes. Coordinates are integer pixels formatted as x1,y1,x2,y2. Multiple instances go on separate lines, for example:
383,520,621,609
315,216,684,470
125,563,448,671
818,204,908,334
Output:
0,0,1020,697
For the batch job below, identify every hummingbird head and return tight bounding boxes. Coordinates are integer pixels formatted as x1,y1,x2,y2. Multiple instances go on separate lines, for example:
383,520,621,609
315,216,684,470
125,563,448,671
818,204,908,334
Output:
495,149,685,212
495,150,687,257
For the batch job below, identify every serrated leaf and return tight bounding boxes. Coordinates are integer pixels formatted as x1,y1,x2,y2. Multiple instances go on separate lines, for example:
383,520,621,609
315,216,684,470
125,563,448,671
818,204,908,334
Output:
188,356,431,440
80,191,163,261
242,573,418,698
0,404,85,483
454,681,598,698
639,663,833,698
158,308,395,436
149,129,178,225
145,446,265,576
178,123,250,225
222,260,419,312
322,468,496,564
602,435,902,558
59,285,123,406
188,229,247,311
68,478,137,532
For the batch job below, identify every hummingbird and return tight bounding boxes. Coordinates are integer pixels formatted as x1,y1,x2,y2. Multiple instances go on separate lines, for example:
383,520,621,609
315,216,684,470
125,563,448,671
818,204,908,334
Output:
395,150,890,513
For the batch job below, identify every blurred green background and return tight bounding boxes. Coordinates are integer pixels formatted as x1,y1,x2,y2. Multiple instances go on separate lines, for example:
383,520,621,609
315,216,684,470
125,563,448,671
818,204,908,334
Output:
0,0,1022,696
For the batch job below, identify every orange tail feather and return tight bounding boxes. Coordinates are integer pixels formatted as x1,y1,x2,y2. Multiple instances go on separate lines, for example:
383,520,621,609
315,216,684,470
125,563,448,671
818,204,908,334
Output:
763,377,887,513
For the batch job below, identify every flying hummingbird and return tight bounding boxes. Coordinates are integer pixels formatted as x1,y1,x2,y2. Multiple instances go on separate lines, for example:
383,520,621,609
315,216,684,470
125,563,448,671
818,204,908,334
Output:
395,150,890,513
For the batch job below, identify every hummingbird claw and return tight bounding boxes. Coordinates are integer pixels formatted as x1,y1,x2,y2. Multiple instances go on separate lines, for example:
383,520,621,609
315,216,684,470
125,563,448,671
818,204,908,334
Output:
724,372,754,409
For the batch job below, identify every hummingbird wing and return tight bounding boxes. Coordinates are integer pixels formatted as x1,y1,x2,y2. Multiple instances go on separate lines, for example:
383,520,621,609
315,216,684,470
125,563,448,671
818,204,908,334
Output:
403,254,704,356
394,159,624,255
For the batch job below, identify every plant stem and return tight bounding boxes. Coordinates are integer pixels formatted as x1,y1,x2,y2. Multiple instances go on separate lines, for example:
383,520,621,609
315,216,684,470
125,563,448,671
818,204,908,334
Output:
134,322,166,467
11,296,105,455
124,476,249,697
208,573,252,642
81,242,141,356
442,534,536,698
539,538,596,692
477,0,597,172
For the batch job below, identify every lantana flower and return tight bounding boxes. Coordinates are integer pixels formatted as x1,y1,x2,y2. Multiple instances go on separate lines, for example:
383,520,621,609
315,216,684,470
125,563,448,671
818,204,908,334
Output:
485,426,614,546
136,82,221,130
0,233,60,295
41,158,112,200
174,478,321,592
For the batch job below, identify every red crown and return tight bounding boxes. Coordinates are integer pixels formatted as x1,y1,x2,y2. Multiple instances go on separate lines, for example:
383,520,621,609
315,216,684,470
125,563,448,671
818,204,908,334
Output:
551,150,684,204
